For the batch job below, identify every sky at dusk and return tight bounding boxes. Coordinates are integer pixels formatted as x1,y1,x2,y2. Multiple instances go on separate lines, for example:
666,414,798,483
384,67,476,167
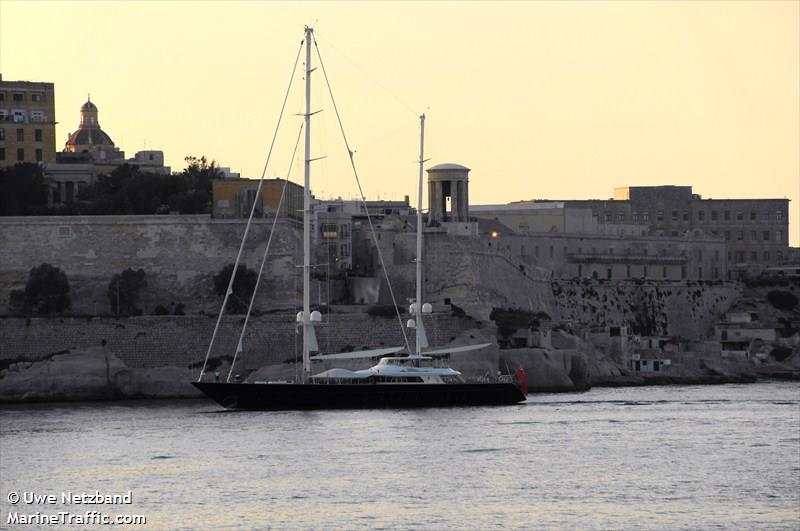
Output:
1,1,798,244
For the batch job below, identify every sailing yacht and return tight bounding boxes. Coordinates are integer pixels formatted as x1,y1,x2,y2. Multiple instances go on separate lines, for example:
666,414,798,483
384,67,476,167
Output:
192,27,527,410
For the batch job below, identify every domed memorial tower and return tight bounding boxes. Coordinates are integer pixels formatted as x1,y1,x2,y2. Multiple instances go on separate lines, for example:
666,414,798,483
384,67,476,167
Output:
63,97,123,161
426,162,470,225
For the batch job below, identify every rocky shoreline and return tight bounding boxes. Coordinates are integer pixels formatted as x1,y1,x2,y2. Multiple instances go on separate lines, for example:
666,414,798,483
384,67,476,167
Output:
1,346,796,405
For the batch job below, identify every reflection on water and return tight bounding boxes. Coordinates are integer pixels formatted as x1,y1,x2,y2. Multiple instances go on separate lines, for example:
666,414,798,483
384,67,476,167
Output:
1,383,798,530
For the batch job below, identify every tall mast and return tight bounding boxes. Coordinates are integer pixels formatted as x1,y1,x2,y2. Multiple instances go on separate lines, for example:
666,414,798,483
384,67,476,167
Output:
415,114,425,356
302,26,313,382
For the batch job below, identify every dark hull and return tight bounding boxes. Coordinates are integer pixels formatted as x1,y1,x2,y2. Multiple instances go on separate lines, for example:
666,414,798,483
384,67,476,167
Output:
192,382,526,410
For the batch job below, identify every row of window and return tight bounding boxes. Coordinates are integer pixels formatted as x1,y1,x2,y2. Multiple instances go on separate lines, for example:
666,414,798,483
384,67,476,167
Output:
719,230,784,242
0,128,44,142
698,209,782,222
576,264,720,280
613,209,785,225
0,109,47,123
0,147,44,162
0,92,46,104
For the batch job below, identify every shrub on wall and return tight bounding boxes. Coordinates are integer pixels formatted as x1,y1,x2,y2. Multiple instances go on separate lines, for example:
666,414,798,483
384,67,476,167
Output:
213,264,258,314
108,269,147,316
767,290,798,312
10,263,72,315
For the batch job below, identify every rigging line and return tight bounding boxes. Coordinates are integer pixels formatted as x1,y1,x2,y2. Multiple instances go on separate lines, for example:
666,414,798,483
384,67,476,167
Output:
227,122,305,382
313,37,413,355
314,31,418,118
198,39,305,382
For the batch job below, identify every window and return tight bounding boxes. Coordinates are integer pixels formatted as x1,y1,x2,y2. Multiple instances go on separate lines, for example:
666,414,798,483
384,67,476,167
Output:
34,129,42,142
632,212,639,224
340,243,350,256
714,250,719,261
643,212,649,222
563,246,568,257
0,128,4,140
321,223,337,239
750,211,756,221
750,251,758,261
0,110,6,121
776,211,783,222
617,212,624,222
31,93,42,103
751,230,757,241
12,110,26,123
711,210,718,221
763,231,770,241
724,210,730,221
671,210,678,222
534,245,539,257
604,212,612,223
31,110,44,122
776,230,783,242
763,251,770,262
216,199,230,208
736,212,743,221
643,266,648,278
762,211,769,221
737,231,743,241
0,147,4,161
663,266,667,278
682,211,689,221
657,211,664,222
35,148,42,162
724,231,730,240
339,224,350,238
16,148,24,161
16,128,23,141
698,210,705,221
12,93,23,102
0,92,4,102
607,268,612,280
549,246,553,258
736,251,744,262
777,251,783,261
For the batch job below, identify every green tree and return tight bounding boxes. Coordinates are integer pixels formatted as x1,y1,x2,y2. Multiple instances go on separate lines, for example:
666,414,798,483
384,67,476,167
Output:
213,264,258,314
108,268,147,316
17,263,71,315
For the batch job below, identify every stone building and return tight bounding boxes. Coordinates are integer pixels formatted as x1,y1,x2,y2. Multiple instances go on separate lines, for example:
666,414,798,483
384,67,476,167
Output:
486,229,728,281
0,76,56,166
211,178,303,221
514,185,790,274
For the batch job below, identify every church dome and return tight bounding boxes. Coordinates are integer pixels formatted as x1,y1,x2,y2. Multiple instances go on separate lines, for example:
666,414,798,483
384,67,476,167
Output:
66,127,115,147
63,96,121,159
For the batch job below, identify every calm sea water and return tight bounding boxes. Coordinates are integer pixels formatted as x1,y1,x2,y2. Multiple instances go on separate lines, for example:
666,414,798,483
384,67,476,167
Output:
1,383,798,530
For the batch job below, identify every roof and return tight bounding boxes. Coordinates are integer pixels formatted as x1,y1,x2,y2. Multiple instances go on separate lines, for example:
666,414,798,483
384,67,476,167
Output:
66,127,115,147
81,100,98,112
427,162,470,172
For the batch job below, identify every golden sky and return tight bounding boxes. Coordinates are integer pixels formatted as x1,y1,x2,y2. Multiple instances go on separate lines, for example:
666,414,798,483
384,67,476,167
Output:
2,1,798,244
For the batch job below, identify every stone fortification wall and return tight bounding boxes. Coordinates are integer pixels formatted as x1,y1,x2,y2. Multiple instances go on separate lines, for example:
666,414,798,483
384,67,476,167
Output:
0,215,302,315
378,231,555,320
0,311,483,371
552,280,741,340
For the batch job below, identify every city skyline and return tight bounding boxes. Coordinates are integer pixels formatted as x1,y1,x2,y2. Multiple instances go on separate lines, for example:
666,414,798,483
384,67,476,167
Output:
1,1,798,244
